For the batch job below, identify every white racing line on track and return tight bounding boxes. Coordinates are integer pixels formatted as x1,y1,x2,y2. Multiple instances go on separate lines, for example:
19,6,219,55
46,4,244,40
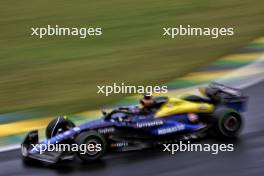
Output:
1,54,264,153
0,144,21,153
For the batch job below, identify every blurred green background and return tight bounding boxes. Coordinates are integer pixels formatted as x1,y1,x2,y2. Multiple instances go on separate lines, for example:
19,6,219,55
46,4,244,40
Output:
0,0,263,115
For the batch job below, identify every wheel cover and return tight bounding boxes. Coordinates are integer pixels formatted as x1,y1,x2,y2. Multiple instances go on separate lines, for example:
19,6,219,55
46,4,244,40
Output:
224,115,239,132
85,138,101,156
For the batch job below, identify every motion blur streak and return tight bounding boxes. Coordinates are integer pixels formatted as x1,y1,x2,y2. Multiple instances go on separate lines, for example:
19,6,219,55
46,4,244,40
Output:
0,0,264,115
218,54,264,88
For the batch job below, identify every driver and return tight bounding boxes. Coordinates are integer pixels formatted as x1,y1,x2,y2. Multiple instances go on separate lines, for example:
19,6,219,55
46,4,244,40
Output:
140,94,156,114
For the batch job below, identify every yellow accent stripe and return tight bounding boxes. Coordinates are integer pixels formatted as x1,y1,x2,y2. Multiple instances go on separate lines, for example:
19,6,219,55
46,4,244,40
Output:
179,70,230,81
0,110,103,137
179,65,263,82
219,53,264,62
0,117,53,137
77,110,102,117
253,37,264,44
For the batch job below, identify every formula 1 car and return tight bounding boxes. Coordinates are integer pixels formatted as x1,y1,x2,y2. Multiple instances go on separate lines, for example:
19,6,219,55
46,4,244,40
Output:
21,83,248,164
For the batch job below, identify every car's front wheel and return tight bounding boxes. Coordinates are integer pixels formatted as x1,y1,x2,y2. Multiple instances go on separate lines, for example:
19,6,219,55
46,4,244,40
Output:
46,116,75,139
75,131,107,162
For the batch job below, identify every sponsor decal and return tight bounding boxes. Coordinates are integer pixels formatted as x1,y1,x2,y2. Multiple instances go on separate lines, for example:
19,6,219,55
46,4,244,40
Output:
98,127,115,134
135,120,163,128
158,124,185,135
188,113,198,122
110,142,128,148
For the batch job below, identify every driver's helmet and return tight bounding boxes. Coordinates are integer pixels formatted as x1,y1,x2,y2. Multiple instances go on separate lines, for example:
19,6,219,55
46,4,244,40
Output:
140,94,154,108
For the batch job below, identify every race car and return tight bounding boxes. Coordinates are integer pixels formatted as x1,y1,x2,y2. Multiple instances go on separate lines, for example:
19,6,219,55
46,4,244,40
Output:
21,83,248,164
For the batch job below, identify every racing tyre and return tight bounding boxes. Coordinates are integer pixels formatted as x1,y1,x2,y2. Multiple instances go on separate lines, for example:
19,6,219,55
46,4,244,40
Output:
75,131,107,162
46,116,75,139
212,107,243,138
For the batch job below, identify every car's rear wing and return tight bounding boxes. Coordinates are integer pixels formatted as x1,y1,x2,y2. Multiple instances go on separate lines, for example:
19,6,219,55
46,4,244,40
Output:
206,82,248,112
208,82,244,97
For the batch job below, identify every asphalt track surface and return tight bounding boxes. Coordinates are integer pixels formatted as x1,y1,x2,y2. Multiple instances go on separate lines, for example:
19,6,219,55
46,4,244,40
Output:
0,81,264,176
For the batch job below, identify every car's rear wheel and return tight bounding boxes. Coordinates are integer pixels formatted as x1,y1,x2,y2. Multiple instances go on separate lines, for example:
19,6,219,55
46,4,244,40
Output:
75,131,107,162
46,116,75,139
212,107,243,138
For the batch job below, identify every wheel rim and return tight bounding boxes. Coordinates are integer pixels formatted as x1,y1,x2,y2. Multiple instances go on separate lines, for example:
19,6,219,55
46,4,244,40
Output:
85,139,101,156
224,115,239,132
